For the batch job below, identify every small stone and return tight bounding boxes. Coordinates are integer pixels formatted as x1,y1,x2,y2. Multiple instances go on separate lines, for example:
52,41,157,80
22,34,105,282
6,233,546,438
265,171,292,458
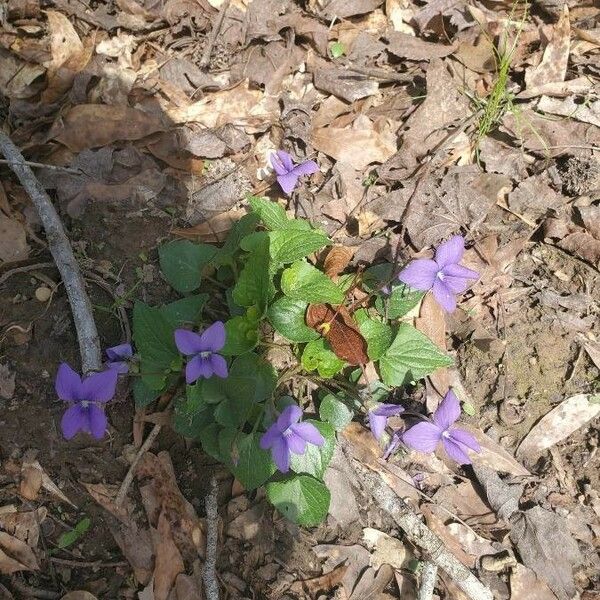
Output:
35,286,52,302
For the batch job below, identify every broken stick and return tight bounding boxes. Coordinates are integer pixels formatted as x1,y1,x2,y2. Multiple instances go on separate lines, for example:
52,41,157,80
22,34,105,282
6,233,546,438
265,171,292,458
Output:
341,442,493,600
203,475,220,600
0,133,102,373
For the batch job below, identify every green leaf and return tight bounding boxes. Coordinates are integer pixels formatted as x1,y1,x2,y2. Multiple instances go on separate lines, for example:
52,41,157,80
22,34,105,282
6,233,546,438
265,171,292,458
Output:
225,353,277,404
281,261,345,304
173,388,214,439
160,294,207,329
329,41,345,58
221,316,259,355
267,297,319,343
133,302,181,390
289,420,335,479
301,338,345,378
266,475,330,526
230,432,276,490
218,213,260,263
133,378,162,408
376,284,424,319
159,240,218,293
355,310,393,361
199,423,225,461
269,229,330,264
233,237,273,312
188,377,228,405
57,518,91,549
319,394,354,431
248,196,290,230
379,323,452,387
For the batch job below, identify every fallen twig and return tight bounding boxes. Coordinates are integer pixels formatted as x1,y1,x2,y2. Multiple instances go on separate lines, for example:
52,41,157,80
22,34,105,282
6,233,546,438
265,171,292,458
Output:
200,0,231,69
115,422,162,506
49,556,129,569
203,475,220,600
0,133,102,373
418,561,438,600
0,158,81,175
340,441,493,600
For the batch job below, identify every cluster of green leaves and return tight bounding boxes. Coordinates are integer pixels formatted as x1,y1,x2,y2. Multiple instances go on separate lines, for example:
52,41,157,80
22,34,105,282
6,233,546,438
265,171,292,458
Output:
132,197,453,525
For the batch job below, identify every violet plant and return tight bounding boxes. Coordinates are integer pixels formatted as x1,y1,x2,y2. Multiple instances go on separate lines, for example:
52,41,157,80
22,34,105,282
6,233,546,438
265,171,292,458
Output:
56,190,480,525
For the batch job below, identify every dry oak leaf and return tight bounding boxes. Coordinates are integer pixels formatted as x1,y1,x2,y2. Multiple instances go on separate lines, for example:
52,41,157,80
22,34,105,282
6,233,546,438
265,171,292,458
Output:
61,593,99,600
167,80,277,134
311,114,397,171
0,213,29,263
385,31,456,61
50,104,165,152
516,394,600,458
289,563,348,597
323,246,355,279
152,512,185,600
538,95,600,128
525,4,570,89
306,304,368,365
0,531,39,574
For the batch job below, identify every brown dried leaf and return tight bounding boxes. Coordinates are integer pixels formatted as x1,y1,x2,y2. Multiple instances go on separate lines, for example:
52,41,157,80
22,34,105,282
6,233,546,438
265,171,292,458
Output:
289,563,348,597
385,31,455,60
152,512,185,600
50,104,165,152
525,5,570,88
461,425,530,476
0,531,39,574
510,565,558,600
20,456,75,507
0,508,46,548
306,304,368,365
313,66,379,102
311,115,397,171
0,213,29,263
0,364,16,400
323,246,355,279
312,543,371,596
538,95,600,128
318,0,383,19
61,593,99,600
516,394,600,458
172,209,247,242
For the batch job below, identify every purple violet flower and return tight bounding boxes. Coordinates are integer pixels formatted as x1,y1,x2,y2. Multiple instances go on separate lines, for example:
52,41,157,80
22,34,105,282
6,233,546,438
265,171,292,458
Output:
270,150,319,195
368,403,405,440
398,235,479,312
55,363,118,440
260,404,325,473
402,390,481,465
106,343,133,374
174,321,228,385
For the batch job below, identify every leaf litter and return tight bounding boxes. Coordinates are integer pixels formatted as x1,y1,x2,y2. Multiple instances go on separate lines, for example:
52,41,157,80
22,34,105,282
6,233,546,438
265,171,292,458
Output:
0,0,599,598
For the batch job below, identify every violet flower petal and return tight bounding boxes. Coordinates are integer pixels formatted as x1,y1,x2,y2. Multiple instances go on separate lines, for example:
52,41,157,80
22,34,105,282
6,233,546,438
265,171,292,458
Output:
398,259,439,291
449,428,481,452
442,437,472,464
186,355,213,384
107,361,129,374
402,421,443,453
369,413,387,440
61,404,87,439
271,436,290,473
276,404,302,431
81,369,118,403
433,390,461,430
435,235,464,268
286,432,307,455
277,172,300,195
291,160,319,177
291,422,325,446
260,424,280,450
209,354,228,378
432,279,457,312
106,343,133,361
55,363,83,402
371,403,405,417
276,150,294,173
88,405,108,439
442,263,479,281
174,329,205,355
198,321,226,352
270,151,288,176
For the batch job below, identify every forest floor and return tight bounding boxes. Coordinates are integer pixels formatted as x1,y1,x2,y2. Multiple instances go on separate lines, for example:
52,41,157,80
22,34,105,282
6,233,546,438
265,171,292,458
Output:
0,0,599,599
